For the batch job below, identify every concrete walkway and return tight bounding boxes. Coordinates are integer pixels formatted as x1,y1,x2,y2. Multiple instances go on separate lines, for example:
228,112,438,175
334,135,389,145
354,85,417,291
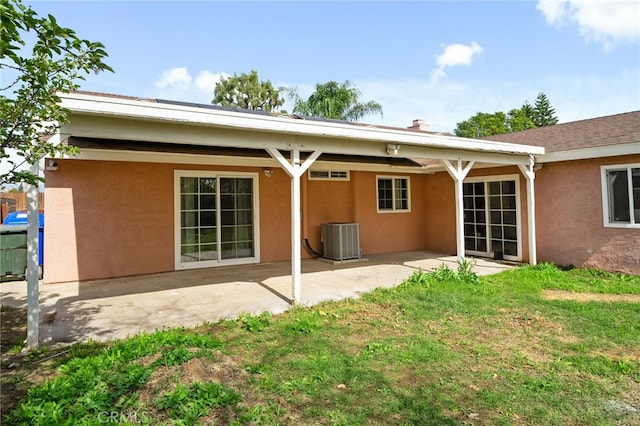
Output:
0,251,515,345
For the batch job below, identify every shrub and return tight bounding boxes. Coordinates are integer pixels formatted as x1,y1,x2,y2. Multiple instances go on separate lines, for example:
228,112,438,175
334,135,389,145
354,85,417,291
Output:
407,260,480,286
239,312,272,333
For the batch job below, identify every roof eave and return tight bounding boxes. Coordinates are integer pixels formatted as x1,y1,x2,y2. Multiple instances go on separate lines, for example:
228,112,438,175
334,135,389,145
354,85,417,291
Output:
537,142,640,163
58,92,544,157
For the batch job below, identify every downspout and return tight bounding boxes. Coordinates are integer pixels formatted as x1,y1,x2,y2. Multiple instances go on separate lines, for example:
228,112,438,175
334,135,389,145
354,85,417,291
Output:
301,171,322,257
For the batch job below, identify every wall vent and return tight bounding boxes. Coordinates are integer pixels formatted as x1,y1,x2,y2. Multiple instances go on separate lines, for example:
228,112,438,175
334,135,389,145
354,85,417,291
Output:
321,223,360,261
309,170,350,180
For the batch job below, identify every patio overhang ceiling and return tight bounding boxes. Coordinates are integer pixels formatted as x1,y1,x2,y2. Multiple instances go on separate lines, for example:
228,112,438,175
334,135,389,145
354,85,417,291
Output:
58,92,545,168
67,136,426,170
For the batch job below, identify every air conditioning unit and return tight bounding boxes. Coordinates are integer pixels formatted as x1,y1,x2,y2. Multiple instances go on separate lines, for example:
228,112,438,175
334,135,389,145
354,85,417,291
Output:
321,223,360,261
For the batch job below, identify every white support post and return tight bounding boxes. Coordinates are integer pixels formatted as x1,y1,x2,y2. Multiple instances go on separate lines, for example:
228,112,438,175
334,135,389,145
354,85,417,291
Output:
518,156,537,266
290,150,302,303
454,175,465,263
266,147,322,303
442,159,474,264
26,162,40,349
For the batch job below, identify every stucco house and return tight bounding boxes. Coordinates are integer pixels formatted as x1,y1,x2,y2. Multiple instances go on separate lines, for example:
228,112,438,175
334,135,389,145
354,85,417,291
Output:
489,111,640,275
43,92,547,301
42,92,638,302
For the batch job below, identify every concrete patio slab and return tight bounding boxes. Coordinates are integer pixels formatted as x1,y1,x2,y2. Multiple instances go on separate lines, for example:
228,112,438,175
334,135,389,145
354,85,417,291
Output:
0,251,516,345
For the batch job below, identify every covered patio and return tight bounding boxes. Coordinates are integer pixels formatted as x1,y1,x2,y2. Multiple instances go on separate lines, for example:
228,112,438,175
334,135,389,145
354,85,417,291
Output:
48,92,544,296
19,92,543,347
1,251,515,345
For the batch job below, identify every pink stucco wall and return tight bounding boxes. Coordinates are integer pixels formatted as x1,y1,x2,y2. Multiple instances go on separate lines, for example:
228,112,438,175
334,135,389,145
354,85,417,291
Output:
45,160,174,283
534,155,640,275
422,172,456,255
44,154,639,283
44,160,292,283
305,171,430,256
44,162,441,283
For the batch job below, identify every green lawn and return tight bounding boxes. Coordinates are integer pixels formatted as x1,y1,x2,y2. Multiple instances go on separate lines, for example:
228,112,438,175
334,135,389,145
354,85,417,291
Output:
2,263,639,425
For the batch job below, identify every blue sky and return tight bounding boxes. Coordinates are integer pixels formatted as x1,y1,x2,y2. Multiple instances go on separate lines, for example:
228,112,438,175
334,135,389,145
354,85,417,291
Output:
23,0,640,132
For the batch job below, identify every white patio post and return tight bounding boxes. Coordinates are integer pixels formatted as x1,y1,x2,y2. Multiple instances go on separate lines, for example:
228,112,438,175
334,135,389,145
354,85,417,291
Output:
442,159,475,263
518,155,537,265
266,147,322,303
26,161,40,349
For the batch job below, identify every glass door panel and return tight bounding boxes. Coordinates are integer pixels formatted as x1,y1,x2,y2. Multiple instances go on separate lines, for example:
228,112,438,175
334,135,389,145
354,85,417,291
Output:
463,178,519,259
463,182,487,253
178,175,255,266
634,168,640,223
179,177,217,263
220,177,254,260
488,180,518,257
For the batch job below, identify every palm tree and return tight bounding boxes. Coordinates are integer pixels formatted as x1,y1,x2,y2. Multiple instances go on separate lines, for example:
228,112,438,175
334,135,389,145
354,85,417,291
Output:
286,80,383,121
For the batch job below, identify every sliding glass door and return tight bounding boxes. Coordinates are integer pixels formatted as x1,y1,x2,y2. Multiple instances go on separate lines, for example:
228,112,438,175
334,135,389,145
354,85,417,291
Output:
176,171,258,269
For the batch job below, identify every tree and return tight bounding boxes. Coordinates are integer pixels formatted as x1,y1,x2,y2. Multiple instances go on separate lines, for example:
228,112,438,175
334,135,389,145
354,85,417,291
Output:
286,80,383,121
454,112,509,138
506,102,536,132
454,93,557,137
1,0,113,187
532,92,559,127
212,70,284,112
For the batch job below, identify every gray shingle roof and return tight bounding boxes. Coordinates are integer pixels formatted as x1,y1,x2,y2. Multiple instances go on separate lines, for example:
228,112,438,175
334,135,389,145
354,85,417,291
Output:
486,111,640,153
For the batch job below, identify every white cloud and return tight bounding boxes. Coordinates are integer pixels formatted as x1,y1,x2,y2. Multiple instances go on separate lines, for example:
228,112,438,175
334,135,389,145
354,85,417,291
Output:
154,67,230,104
195,71,229,94
430,41,483,83
155,66,192,90
537,0,640,49
436,41,484,68
428,68,447,84
536,0,567,25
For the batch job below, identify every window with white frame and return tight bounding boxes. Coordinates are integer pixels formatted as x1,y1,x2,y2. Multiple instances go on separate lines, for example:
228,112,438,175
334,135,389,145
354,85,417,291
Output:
601,164,640,227
377,176,410,212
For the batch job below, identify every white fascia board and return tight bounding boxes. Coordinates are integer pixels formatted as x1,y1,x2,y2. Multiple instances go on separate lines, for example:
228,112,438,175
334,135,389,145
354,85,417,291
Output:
59,92,544,157
537,142,640,163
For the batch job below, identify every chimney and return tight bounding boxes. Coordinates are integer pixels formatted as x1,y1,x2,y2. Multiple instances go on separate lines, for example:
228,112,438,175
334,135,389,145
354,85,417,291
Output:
408,119,431,132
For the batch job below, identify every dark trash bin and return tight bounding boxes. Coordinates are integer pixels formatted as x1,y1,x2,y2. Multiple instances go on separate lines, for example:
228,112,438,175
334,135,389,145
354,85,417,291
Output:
1,212,44,281
0,224,28,281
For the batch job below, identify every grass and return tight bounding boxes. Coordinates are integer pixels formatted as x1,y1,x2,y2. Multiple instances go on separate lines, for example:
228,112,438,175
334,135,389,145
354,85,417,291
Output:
1,262,639,425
